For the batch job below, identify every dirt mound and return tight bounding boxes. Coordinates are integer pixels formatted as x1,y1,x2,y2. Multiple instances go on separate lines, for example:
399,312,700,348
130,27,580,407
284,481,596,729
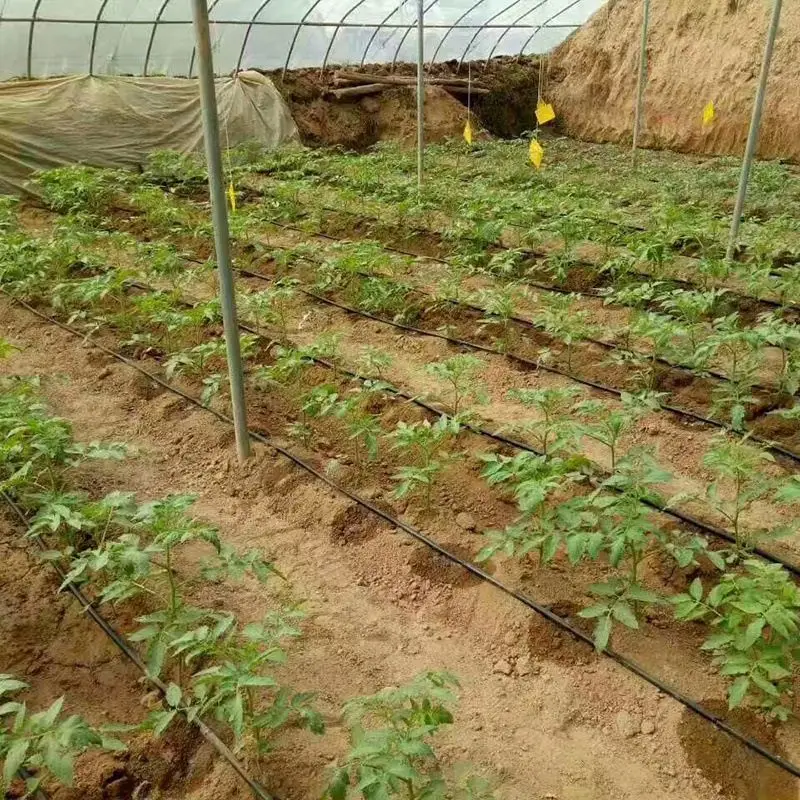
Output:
270,58,541,148
548,0,800,161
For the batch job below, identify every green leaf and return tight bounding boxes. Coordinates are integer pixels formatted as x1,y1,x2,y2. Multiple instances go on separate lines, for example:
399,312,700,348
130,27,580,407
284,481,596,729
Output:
594,614,612,652
728,676,750,709
738,619,765,651
326,767,349,800
688,578,703,602
701,632,734,651
566,533,586,564
42,696,65,727
146,639,167,678
165,683,181,708
3,738,29,788
579,603,609,619
612,602,639,630
43,744,74,786
152,709,177,737
0,678,27,697
626,585,661,604
751,673,780,698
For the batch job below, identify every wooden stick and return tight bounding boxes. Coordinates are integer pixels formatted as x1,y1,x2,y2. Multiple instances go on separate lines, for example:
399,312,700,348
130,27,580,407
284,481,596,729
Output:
333,70,489,90
327,83,390,100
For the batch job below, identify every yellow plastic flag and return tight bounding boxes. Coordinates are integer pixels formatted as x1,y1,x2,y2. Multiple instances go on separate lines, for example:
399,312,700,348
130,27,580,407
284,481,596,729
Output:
536,101,556,126
464,119,473,145
703,101,716,128
529,138,544,169
227,181,236,212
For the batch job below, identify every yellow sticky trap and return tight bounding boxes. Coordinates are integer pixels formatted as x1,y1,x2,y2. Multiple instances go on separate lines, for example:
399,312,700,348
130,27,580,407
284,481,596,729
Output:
227,181,236,212
703,101,716,128
536,101,556,126
529,138,544,169
464,119,473,145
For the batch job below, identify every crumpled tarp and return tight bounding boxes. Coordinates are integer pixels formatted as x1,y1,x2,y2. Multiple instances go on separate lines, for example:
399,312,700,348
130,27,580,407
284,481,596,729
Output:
0,71,299,196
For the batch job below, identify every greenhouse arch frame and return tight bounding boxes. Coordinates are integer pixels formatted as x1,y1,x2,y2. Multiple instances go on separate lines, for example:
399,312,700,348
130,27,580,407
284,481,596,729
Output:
0,0,601,81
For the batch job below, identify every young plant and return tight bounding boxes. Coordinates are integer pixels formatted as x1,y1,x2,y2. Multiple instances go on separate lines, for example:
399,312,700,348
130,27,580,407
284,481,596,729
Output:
754,311,800,396
326,672,496,800
672,561,800,719
471,284,528,353
573,393,651,471
356,347,393,382
507,387,584,459
389,416,462,510
696,315,764,431
424,355,488,417
238,280,298,340
477,452,590,564
0,676,126,797
698,435,797,550
535,293,598,372
578,449,671,650
182,610,324,759
611,311,686,391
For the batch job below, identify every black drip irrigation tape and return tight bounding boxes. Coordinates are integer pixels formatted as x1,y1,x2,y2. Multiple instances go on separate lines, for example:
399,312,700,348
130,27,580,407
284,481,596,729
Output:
140,268,800,579
262,209,798,397
7,292,800,783
243,183,800,316
234,256,800,468
0,491,273,800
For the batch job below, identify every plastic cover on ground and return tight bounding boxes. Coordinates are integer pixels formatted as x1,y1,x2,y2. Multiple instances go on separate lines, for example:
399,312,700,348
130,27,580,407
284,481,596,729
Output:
0,0,604,80
0,70,298,195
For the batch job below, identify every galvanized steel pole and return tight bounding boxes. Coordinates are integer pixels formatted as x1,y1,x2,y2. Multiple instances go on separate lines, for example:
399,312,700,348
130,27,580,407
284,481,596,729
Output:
416,0,425,192
631,0,650,169
726,0,783,262
190,0,251,463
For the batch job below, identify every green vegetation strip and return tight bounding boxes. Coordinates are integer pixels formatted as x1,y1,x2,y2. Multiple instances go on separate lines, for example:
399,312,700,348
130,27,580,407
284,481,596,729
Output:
7,293,800,782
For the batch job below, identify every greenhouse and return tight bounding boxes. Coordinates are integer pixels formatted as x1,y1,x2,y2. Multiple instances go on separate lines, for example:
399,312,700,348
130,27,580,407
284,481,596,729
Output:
2,1,800,799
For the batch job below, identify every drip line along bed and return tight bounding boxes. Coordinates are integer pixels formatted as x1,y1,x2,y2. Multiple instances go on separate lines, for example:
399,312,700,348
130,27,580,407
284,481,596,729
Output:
5,289,800,789
6,136,800,799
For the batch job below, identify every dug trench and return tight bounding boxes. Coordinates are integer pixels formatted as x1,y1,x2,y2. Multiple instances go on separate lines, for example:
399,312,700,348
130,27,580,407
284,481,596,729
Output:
3,273,800,800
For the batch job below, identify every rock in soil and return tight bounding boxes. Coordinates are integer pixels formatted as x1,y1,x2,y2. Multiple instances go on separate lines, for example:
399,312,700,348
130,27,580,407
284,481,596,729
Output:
455,512,477,531
614,710,641,739
493,658,513,676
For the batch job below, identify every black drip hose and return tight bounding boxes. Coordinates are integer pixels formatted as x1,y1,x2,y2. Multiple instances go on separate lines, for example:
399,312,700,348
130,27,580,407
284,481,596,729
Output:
233,255,800,467
244,181,800,316
0,377,272,799
5,292,800,782
133,270,800,578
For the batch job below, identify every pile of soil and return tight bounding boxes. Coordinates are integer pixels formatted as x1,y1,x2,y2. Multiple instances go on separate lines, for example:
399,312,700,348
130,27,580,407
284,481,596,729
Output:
267,57,541,149
548,0,800,161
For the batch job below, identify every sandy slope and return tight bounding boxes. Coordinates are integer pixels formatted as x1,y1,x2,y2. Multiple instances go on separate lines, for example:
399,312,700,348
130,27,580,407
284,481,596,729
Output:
548,0,800,161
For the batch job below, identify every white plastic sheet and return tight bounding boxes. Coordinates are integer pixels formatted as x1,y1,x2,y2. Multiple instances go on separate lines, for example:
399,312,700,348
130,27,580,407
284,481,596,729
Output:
0,0,603,79
0,70,298,195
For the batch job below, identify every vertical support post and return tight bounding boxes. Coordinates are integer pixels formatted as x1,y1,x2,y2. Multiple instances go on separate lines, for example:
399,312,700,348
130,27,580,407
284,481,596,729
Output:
631,0,650,169
416,0,425,193
726,0,783,262
190,0,251,463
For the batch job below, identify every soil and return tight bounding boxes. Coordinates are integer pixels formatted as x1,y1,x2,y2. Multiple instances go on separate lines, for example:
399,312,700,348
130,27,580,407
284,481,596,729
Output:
548,0,800,162
677,700,797,800
5,292,799,800
267,58,542,149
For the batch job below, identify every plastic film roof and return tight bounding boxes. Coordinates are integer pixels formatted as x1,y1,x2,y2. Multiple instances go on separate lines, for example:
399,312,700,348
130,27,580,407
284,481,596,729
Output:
0,0,604,80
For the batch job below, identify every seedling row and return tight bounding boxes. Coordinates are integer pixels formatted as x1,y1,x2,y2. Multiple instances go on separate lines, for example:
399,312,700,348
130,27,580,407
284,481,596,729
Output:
5,159,800,751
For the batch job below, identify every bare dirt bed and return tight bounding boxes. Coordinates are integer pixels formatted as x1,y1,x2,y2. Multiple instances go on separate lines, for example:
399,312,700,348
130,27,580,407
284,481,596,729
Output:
3,284,799,798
